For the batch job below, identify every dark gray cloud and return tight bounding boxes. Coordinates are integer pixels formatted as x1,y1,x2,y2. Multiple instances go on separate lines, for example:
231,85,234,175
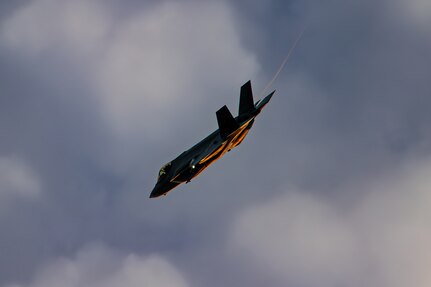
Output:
1,0,430,286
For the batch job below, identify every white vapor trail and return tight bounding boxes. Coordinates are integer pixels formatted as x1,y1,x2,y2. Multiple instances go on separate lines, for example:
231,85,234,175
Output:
259,25,307,97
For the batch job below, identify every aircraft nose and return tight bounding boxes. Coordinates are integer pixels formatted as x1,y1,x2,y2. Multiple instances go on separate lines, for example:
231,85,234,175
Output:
149,187,158,198
149,184,162,198
149,192,157,198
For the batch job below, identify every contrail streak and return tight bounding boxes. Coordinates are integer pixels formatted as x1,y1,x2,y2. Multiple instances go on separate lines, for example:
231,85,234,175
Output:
259,26,307,97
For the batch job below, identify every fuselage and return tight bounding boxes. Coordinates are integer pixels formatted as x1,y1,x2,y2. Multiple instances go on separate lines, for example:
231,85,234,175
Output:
149,81,274,198
150,116,255,198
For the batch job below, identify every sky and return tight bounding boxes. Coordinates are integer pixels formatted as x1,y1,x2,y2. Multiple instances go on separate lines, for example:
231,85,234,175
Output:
1,0,431,286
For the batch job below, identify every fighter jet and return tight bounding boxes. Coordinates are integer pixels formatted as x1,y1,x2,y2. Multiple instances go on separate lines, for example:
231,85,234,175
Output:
150,81,274,198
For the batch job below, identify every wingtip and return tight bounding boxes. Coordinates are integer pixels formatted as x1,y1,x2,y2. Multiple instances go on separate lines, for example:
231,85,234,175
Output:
264,90,276,101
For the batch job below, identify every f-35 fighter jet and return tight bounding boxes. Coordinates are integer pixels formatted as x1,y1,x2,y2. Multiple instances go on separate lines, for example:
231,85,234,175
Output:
150,81,275,198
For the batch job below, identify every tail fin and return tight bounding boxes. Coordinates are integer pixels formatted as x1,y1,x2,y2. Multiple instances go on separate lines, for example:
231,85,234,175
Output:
216,105,239,140
238,81,255,116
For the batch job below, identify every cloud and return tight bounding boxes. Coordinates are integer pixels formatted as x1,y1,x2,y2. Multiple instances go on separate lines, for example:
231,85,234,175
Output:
1,0,258,171
0,155,41,201
1,0,110,57
96,1,258,140
4,244,189,287
231,158,431,287
397,0,431,26
2,1,430,286
1,0,258,137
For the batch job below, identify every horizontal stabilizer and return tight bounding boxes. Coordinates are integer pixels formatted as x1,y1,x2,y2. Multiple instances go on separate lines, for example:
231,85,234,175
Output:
216,105,239,140
239,80,255,116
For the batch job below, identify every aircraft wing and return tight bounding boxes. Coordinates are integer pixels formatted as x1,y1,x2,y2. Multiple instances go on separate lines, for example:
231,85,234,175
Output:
255,90,275,111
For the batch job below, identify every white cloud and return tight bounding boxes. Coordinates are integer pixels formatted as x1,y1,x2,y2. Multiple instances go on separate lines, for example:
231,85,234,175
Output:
4,244,189,287
1,0,258,171
1,0,257,138
398,0,431,26
1,0,110,57
96,1,258,140
231,159,431,287
0,155,41,201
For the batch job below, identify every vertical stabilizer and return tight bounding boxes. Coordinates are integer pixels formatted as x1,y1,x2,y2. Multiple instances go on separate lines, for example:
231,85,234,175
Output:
239,81,255,116
216,105,239,140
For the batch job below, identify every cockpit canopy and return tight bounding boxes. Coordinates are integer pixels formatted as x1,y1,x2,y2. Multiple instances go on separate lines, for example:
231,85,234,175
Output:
157,162,172,181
